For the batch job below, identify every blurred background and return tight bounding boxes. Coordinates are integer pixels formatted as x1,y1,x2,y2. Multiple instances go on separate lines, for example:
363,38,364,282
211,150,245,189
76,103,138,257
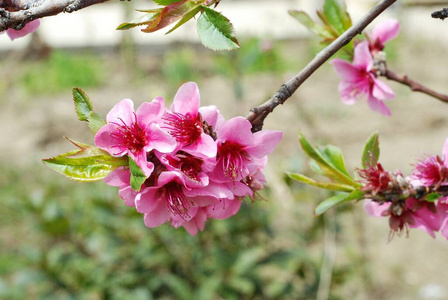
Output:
1,0,448,299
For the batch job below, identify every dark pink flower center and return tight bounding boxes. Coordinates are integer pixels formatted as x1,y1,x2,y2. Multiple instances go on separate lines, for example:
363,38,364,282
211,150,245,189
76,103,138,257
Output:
167,152,204,182
164,112,202,145
358,162,391,195
413,155,447,188
218,141,249,180
162,182,191,218
110,115,147,155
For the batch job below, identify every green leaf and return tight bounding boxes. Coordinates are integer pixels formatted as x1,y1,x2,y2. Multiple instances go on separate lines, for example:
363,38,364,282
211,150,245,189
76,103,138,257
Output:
361,132,380,168
159,274,193,300
64,137,108,157
142,1,196,33
425,192,442,202
288,10,333,39
73,87,93,122
153,0,186,5
166,5,202,34
298,133,358,187
88,111,106,134
116,12,161,30
323,0,352,35
287,172,355,192
197,6,239,51
129,158,147,191
315,190,364,215
317,145,350,177
43,154,127,182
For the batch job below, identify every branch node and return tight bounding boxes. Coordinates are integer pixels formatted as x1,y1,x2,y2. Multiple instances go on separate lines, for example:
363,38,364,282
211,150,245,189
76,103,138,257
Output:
432,8,448,20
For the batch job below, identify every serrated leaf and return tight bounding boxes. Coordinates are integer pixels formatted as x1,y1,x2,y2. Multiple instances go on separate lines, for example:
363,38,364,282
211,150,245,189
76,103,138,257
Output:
166,5,202,34
73,88,93,122
129,158,147,191
288,173,355,192
425,193,442,202
298,133,358,187
64,137,108,157
323,0,352,35
142,1,196,33
315,190,364,215
288,10,333,39
43,154,127,182
88,112,106,134
197,6,239,51
116,12,161,30
362,132,380,168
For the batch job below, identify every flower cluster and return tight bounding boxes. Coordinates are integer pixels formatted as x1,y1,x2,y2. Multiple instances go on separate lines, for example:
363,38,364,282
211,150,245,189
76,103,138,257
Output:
95,82,282,235
361,139,448,239
2,19,40,41
331,19,399,116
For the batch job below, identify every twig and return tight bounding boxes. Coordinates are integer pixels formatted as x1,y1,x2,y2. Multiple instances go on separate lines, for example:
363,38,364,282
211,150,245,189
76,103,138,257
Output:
246,0,397,133
431,7,448,20
383,69,448,103
0,0,110,31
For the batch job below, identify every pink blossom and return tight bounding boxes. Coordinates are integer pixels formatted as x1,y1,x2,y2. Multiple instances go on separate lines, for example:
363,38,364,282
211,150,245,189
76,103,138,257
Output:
358,161,391,195
369,19,400,55
104,167,137,207
171,207,208,235
331,41,395,116
164,82,217,158
5,19,40,41
95,98,176,177
411,138,448,188
213,116,282,182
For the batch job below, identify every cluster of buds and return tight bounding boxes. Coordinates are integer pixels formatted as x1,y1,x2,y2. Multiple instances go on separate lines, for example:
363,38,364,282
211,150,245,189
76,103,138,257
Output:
359,141,448,240
95,82,282,235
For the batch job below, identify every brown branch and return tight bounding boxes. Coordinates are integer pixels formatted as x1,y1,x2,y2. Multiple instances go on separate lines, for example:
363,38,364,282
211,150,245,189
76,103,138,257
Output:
382,69,448,103
246,0,398,133
431,7,448,20
0,0,110,31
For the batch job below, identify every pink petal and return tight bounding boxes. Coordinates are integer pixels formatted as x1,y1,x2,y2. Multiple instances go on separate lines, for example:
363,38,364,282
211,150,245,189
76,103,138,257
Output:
338,82,358,105
106,99,135,124
136,189,159,213
207,199,242,220
130,151,154,178
363,199,390,217
217,117,254,145
367,95,391,116
182,133,217,158
143,200,170,227
199,105,223,128
171,82,200,116
136,97,165,126
372,78,395,100
145,123,177,153
119,186,137,207
95,123,127,156
246,130,282,158
353,41,373,70
6,19,40,41
371,19,399,45
104,167,130,187
331,59,362,81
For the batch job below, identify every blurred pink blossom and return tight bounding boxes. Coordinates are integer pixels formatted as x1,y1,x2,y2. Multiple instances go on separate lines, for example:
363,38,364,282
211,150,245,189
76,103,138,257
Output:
5,19,40,41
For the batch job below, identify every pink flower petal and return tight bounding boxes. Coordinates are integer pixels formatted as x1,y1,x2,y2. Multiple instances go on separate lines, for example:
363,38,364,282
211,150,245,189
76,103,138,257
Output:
372,78,395,101
136,97,165,126
182,133,217,158
353,41,374,70
145,123,177,153
95,123,127,156
136,189,159,213
216,116,254,145
246,130,282,158
331,59,362,81
371,19,399,45
106,99,135,124
143,200,170,227
207,199,242,219
367,95,391,116
171,82,200,116
6,19,40,41
363,199,390,217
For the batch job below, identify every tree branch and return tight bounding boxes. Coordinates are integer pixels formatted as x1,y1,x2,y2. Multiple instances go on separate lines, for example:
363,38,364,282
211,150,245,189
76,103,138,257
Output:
246,0,397,133
431,7,448,20
0,0,110,31
382,69,448,103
